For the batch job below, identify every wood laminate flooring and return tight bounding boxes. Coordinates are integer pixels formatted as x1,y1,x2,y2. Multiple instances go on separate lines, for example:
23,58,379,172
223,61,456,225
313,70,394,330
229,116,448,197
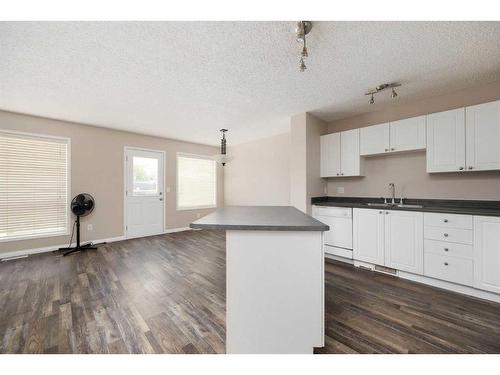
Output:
1,229,499,354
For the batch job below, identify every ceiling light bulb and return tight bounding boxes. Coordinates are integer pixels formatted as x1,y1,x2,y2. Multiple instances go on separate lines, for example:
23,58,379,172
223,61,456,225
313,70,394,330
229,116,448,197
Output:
369,94,375,104
391,88,398,98
299,58,307,72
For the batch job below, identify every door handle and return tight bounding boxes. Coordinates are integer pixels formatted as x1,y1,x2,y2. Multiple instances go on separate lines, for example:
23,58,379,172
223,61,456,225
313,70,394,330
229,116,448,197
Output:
159,198,163,201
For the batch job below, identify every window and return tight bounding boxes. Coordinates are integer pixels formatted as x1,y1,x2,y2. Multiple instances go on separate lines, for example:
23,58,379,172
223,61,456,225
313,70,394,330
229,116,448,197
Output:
0,131,69,241
132,156,158,196
177,154,217,210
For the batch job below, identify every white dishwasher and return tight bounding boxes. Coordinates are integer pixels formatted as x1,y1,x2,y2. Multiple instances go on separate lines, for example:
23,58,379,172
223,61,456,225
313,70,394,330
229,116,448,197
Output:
312,205,353,259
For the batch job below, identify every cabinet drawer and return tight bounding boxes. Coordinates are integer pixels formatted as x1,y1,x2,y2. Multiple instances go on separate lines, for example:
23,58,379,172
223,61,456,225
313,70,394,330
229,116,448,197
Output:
424,212,472,229
424,226,473,245
424,252,473,286
313,206,352,218
424,239,473,260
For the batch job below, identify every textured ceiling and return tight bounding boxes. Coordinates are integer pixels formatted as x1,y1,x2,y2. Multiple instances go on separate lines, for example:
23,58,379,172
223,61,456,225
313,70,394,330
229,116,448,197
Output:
1,21,499,145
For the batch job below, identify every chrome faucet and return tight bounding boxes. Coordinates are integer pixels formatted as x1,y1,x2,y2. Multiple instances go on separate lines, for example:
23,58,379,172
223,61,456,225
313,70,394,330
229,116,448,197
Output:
389,183,395,205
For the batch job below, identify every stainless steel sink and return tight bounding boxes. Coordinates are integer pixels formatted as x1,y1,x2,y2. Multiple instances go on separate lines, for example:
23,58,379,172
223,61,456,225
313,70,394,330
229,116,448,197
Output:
364,202,392,207
396,204,423,209
363,202,423,209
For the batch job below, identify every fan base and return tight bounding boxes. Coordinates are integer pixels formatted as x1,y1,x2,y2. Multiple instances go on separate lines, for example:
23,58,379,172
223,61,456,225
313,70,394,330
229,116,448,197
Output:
59,242,103,256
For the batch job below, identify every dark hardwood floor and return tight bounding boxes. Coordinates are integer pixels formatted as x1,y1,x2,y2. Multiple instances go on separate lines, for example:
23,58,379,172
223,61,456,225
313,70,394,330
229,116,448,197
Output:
1,229,499,354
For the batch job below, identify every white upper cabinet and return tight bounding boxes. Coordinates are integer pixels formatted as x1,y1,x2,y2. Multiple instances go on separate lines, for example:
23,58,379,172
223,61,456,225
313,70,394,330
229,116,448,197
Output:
320,129,361,177
359,116,426,156
360,123,390,155
384,210,424,275
340,129,360,176
473,215,500,294
426,108,466,173
353,208,385,266
466,100,500,171
320,132,340,177
389,115,426,152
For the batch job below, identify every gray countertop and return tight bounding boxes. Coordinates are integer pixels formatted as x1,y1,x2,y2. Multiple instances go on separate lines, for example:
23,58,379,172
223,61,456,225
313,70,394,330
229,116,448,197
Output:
190,206,329,231
311,196,500,217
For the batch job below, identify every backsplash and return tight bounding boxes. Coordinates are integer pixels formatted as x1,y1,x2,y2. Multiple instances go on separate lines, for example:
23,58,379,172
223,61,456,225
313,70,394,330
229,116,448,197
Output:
326,151,500,200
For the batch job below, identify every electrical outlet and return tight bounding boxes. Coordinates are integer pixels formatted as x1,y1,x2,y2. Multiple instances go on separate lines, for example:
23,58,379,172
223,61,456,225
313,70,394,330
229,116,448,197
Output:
87,224,93,231
166,186,171,193
337,186,345,194
196,213,201,218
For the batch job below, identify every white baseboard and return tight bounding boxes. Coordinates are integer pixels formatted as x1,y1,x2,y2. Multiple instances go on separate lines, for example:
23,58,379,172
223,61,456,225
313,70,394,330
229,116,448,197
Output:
351,260,500,304
164,227,191,234
1,227,195,260
0,235,125,261
399,271,500,304
325,253,354,265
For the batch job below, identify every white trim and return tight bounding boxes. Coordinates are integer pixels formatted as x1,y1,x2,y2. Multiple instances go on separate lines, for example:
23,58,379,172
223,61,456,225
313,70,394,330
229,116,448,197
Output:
0,235,125,261
0,129,72,243
0,128,71,142
0,227,193,261
119,227,193,241
325,253,354,265
176,204,217,211
124,146,166,239
399,271,500,304
176,152,218,211
351,260,500,304
164,227,191,234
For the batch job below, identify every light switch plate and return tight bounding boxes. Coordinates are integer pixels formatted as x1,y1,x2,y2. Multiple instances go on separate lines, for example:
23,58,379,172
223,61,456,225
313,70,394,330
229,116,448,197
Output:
337,187,345,194
166,186,171,193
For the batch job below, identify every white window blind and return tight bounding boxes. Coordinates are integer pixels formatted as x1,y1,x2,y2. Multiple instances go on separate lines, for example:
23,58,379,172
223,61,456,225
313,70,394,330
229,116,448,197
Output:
177,154,217,210
0,131,69,241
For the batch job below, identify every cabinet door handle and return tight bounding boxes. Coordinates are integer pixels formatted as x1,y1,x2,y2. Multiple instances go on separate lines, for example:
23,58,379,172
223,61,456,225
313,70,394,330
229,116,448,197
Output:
468,166,473,170
444,248,449,252
459,166,464,170
391,148,395,151
444,233,449,237
385,148,389,152
379,211,383,214
444,262,449,266
336,173,339,176
385,211,389,215
443,219,448,223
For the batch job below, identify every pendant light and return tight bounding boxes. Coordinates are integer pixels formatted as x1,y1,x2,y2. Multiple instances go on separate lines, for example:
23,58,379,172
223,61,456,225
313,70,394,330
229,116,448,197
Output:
213,129,232,166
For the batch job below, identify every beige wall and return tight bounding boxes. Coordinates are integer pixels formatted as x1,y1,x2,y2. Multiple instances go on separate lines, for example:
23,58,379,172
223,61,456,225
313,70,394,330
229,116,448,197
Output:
0,110,223,255
224,133,290,206
326,80,500,200
290,113,327,213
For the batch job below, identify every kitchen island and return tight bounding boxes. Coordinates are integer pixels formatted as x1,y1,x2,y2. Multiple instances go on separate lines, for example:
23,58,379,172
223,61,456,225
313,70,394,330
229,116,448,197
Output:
190,206,329,354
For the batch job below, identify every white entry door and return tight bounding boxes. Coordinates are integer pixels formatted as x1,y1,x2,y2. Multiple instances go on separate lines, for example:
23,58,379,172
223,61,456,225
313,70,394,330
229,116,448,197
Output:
125,148,164,239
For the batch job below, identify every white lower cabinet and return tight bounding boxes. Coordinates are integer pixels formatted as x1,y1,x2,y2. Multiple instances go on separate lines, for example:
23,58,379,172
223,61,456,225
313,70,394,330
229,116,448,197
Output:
424,252,474,286
353,208,385,265
473,216,500,294
348,208,500,301
384,210,424,274
353,208,423,274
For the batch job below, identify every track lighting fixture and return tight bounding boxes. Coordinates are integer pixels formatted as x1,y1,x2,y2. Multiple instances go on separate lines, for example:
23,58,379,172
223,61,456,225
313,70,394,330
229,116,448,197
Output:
295,21,312,72
365,82,401,104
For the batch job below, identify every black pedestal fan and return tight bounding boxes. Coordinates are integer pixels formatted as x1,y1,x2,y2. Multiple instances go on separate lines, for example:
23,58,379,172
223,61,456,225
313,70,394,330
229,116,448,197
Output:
59,193,105,256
